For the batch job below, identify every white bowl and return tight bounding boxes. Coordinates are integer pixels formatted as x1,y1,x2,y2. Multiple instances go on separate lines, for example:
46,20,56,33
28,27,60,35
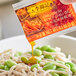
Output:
0,35,76,58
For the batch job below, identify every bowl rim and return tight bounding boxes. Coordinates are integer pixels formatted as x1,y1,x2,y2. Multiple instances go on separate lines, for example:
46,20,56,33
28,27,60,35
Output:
0,35,76,43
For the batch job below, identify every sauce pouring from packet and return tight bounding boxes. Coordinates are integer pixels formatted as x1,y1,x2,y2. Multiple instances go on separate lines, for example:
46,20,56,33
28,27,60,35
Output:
13,0,76,64
29,41,38,64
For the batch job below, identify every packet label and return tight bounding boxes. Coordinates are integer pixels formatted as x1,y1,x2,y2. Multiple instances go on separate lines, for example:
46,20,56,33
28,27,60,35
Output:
15,0,76,42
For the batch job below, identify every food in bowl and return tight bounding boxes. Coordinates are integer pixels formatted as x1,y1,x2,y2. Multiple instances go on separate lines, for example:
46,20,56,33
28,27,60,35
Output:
0,45,76,76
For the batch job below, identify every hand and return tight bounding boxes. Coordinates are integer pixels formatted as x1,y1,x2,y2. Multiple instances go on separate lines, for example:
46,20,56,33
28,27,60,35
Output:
60,0,76,4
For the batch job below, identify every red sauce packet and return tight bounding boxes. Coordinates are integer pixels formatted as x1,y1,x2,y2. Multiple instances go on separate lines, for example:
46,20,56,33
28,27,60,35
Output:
13,0,76,42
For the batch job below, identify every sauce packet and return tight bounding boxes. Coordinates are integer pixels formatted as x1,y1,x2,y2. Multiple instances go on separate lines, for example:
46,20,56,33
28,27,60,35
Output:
13,0,76,42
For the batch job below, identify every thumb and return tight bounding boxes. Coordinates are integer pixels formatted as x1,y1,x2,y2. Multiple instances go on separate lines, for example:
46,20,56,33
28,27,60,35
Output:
60,0,76,4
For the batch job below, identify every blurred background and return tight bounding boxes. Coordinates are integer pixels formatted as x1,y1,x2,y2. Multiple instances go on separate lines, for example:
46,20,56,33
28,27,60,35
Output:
0,0,76,40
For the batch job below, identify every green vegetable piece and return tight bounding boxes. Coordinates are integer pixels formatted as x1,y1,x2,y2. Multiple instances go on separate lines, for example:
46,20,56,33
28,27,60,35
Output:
44,55,54,59
51,72,59,76
34,49,42,56
66,62,76,73
57,68,65,71
4,65,10,71
35,57,41,63
14,51,22,57
41,45,51,51
0,64,4,69
5,59,17,68
65,62,75,68
31,64,40,70
71,67,76,73
36,46,41,50
41,45,56,52
47,48,56,52
43,63,56,71
21,57,29,64
44,62,51,66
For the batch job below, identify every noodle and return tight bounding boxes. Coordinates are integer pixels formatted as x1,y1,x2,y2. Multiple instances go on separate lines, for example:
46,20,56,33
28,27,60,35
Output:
43,51,66,57
44,70,68,75
0,46,76,76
